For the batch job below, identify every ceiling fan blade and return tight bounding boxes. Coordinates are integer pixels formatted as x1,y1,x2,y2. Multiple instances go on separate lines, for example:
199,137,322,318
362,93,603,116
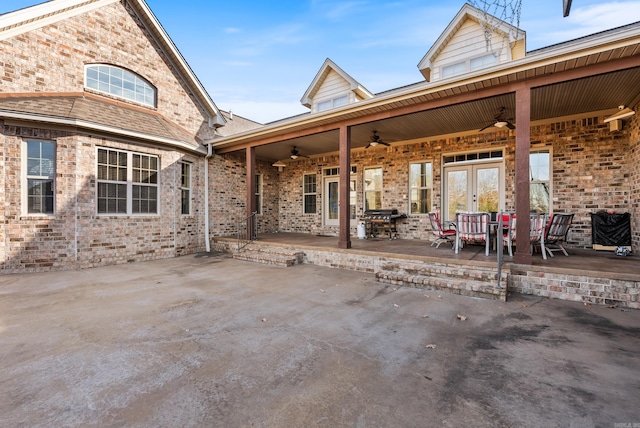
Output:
479,123,494,132
380,141,390,146
365,143,372,149
506,121,516,130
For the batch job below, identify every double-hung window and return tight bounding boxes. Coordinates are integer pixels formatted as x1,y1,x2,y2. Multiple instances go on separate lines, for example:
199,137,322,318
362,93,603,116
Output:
530,150,551,213
180,162,191,215
97,148,158,215
254,174,263,215
303,173,317,214
364,167,383,211
409,162,432,214
25,140,55,215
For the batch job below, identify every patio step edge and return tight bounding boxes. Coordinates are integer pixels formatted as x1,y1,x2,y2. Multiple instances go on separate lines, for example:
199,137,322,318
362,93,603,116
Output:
375,271,506,301
233,246,304,267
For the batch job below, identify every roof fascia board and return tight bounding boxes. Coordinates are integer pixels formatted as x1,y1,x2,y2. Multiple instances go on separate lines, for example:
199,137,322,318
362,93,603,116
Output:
1,109,205,154
209,30,640,149
0,0,119,41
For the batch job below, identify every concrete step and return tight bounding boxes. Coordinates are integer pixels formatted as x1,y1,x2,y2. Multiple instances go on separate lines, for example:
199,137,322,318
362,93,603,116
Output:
233,244,304,267
375,260,506,301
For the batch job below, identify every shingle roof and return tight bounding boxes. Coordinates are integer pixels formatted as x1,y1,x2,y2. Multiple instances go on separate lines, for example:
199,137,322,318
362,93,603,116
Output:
0,92,201,149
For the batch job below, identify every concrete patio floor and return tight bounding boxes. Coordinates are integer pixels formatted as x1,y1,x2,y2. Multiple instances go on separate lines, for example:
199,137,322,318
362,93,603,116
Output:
1,253,639,427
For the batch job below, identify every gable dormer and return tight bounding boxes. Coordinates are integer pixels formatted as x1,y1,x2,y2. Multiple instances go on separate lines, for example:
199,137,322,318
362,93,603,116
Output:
301,58,373,113
418,3,525,82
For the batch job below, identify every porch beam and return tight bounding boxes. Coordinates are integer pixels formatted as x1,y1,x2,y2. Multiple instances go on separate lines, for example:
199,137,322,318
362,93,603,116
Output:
338,125,352,249
246,146,256,237
514,86,532,265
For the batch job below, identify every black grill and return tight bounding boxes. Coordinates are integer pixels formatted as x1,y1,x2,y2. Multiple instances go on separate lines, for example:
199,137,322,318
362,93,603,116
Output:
360,209,407,239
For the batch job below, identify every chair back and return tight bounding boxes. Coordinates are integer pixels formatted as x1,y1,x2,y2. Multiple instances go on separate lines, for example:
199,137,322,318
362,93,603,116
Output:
456,212,490,240
428,212,443,237
529,213,547,244
545,213,574,243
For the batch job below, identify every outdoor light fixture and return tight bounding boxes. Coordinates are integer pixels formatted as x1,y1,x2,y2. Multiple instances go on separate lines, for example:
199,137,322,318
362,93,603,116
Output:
494,120,508,128
604,106,636,123
272,161,286,172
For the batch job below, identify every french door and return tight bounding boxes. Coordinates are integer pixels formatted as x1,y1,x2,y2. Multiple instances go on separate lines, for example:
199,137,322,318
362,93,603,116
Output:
443,162,503,221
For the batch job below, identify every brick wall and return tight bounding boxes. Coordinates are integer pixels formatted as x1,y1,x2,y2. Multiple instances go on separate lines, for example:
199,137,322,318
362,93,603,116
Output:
1,125,206,273
208,153,279,238
269,116,631,248
0,1,214,140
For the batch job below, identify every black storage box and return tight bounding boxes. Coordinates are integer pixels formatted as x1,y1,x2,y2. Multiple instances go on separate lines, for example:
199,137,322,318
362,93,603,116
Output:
591,212,632,251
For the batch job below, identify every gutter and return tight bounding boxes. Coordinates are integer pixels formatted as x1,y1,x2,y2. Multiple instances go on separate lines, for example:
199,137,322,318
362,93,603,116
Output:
204,143,213,252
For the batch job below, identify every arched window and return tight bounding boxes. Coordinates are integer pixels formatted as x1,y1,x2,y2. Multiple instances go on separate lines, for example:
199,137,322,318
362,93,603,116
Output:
85,64,156,107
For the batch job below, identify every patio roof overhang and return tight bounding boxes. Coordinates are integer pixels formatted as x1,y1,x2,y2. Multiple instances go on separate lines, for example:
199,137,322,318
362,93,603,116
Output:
209,23,640,163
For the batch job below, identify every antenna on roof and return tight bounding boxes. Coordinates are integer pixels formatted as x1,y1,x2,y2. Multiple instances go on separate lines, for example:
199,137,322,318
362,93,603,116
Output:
469,0,523,55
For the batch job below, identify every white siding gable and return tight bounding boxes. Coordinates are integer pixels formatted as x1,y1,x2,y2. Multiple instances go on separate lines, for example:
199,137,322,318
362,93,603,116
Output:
313,70,352,112
431,19,509,81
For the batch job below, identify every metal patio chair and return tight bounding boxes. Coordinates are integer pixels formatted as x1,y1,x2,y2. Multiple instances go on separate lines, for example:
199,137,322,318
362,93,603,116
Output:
428,212,456,249
498,212,516,257
502,213,549,259
455,212,490,256
542,213,574,257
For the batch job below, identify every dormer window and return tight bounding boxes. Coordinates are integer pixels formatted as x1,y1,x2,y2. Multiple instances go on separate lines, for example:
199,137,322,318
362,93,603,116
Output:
317,95,348,112
441,53,497,79
85,64,156,107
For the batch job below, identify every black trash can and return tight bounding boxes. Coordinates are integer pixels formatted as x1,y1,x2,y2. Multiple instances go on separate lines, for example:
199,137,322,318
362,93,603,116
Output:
590,212,632,251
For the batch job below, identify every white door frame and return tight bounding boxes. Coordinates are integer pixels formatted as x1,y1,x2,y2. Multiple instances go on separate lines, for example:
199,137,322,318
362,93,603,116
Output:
443,160,504,221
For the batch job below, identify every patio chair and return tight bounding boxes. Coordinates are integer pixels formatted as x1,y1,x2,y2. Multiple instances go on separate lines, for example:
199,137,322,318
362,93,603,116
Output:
498,212,516,257
428,212,456,248
542,213,574,257
455,212,490,256
502,213,548,259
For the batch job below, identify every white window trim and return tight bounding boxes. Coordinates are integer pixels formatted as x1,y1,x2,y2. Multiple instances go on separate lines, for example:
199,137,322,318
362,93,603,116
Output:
96,147,160,216
363,166,383,211
530,146,553,214
409,160,433,215
180,162,192,216
316,94,350,112
22,140,56,217
255,174,263,215
84,64,156,107
303,173,317,214
440,52,499,79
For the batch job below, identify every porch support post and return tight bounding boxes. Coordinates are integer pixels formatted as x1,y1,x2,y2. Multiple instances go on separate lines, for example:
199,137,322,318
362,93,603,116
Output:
514,86,532,264
246,146,256,238
338,125,352,249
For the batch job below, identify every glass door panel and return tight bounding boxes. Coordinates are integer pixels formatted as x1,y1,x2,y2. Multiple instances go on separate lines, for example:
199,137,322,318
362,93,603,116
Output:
444,162,503,221
476,166,499,213
445,169,469,221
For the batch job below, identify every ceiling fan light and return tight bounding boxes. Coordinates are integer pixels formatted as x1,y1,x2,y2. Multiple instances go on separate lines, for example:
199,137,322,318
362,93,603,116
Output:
494,121,508,128
290,154,298,159
369,141,379,147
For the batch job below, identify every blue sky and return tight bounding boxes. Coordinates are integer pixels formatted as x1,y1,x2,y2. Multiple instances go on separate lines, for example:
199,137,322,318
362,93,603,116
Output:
3,1,640,123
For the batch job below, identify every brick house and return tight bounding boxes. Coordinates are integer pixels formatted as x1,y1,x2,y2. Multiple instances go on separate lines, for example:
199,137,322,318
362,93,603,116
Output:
0,0,259,273
1,1,640,275
208,4,640,265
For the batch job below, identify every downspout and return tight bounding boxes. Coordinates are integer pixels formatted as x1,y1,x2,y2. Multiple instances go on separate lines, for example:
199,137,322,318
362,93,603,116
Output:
204,142,212,252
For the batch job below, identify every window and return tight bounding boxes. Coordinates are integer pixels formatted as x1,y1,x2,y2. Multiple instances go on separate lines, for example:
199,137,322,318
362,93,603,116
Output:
442,53,498,79
409,162,432,214
25,140,55,214
97,148,158,215
442,61,466,78
180,162,191,215
364,167,382,211
317,95,349,112
255,174,263,215
85,64,156,107
303,173,317,214
470,53,497,71
530,150,551,213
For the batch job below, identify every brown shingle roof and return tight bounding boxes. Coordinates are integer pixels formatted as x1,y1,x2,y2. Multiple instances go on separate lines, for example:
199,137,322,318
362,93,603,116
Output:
0,92,201,149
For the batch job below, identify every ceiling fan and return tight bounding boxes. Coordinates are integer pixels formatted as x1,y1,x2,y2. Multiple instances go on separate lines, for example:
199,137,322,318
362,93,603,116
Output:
365,130,390,149
290,146,308,159
479,107,515,131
